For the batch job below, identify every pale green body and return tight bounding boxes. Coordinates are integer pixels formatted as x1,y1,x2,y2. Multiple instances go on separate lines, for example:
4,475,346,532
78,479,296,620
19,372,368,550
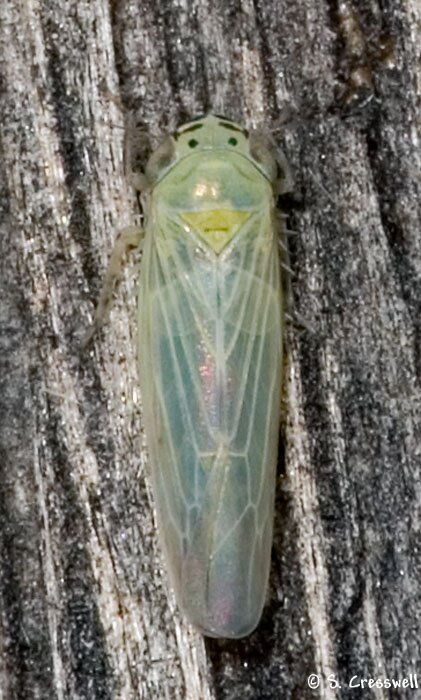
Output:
138,116,283,638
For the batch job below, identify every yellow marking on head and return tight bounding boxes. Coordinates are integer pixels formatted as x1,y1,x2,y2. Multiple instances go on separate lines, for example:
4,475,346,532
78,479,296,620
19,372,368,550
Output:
181,209,250,253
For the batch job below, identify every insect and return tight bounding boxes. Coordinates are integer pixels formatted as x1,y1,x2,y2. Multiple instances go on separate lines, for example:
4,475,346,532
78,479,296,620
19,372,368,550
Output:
90,114,290,638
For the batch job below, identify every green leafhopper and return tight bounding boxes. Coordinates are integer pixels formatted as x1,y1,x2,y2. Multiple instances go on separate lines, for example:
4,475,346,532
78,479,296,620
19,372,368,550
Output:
137,114,288,638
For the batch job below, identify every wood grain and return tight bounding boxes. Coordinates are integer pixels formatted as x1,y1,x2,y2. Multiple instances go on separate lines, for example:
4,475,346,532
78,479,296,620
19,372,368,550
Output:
0,0,420,698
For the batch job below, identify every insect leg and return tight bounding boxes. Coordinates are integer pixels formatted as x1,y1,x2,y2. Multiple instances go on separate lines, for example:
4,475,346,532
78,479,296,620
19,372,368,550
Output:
82,225,143,347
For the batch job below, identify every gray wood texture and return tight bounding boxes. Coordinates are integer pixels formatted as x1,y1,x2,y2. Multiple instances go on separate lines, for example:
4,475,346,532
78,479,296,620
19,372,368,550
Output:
0,0,420,698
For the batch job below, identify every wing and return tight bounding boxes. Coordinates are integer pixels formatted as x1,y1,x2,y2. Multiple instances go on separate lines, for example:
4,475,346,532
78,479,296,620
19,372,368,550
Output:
138,201,283,638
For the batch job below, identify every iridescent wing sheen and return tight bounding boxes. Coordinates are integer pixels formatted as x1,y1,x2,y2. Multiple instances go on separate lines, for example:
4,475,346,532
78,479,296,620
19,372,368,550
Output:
138,201,282,638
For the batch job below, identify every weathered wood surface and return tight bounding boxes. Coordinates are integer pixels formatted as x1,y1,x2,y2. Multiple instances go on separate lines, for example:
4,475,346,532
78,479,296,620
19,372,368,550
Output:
0,0,420,698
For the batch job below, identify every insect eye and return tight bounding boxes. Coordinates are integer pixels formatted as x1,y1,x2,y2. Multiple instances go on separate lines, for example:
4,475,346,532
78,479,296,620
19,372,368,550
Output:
228,137,238,146
145,135,176,182
188,139,199,148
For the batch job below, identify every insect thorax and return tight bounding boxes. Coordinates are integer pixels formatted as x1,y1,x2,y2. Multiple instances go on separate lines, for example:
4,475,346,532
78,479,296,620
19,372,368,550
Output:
151,150,273,254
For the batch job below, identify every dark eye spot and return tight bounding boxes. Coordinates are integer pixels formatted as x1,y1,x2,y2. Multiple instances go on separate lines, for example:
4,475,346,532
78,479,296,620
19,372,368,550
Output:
228,137,238,146
188,139,199,148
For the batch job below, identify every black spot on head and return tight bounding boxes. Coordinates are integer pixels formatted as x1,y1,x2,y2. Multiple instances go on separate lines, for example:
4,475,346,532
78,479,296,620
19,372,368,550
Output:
174,114,206,139
228,137,238,146
181,123,204,134
179,114,206,128
218,121,245,134
188,139,199,148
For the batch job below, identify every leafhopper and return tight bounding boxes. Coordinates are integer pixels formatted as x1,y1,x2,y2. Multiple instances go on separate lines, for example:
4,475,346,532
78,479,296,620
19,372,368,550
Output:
91,114,290,638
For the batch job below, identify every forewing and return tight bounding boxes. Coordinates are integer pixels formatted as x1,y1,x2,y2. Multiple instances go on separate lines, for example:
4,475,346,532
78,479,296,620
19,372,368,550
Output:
139,203,283,637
